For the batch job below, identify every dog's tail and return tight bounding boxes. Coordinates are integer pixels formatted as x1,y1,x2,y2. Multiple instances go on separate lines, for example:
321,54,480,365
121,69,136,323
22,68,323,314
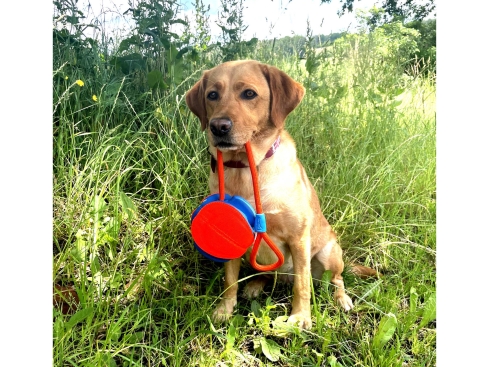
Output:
350,263,382,279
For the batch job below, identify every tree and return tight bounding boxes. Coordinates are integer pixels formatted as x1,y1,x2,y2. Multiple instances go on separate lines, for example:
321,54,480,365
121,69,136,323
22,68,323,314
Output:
405,18,436,71
319,0,435,21
216,0,258,61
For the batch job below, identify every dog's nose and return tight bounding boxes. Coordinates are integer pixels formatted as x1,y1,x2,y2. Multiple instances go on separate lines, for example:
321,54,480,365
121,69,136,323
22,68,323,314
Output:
210,118,232,137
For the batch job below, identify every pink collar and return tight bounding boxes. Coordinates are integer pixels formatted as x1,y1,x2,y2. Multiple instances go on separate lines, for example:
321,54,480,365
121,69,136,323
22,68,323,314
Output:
211,135,281,173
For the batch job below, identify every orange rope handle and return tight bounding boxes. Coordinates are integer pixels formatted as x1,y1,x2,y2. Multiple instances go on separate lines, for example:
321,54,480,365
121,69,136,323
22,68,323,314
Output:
250,232,284,271
244,142,284,271
215,143,284,271
244,142,263,213
217,149,225,201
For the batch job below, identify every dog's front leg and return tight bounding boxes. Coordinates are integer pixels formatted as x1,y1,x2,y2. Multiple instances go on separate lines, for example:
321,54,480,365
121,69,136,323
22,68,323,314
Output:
287,235,313,329
212,258,241,323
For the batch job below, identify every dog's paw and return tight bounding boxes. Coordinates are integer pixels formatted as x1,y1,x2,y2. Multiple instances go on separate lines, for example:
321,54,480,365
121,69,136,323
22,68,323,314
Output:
211,299,236,324
287,312,312,330
243,279,266,299
335,293,354,312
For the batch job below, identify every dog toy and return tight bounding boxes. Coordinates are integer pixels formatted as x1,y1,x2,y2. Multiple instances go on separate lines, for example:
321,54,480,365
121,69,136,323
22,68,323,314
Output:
190,142,284,271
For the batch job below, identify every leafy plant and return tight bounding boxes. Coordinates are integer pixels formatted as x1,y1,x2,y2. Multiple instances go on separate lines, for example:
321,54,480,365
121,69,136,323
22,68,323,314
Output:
113,0,190,92
216,0,258,61
253,337,282,362
373,312,398,350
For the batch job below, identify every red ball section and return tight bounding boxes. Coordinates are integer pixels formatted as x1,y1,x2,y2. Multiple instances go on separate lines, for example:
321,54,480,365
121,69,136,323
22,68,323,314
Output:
191,201,255,260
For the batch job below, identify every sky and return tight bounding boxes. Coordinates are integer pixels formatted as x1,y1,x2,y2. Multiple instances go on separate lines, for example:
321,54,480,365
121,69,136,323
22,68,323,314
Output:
77,0,381,41
180,0,381,39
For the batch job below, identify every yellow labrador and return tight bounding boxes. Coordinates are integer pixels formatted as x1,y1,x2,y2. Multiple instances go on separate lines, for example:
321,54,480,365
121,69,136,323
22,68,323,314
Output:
186,60,376,329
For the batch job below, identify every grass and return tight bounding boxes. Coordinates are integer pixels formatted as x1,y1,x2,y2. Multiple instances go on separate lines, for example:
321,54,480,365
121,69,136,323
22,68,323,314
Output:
53,33,436,366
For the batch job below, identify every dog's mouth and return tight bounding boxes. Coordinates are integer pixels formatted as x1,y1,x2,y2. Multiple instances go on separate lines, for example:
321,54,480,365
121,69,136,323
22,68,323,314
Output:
210,130,250,152
215,141,242,151
211,135,246,151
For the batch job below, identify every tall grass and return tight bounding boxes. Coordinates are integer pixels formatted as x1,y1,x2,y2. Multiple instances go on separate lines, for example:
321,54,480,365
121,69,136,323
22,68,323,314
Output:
53,4,436,366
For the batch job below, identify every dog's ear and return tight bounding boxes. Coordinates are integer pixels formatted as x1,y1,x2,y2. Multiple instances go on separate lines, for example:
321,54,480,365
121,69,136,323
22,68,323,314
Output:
185,72,209,131
259,64,305,129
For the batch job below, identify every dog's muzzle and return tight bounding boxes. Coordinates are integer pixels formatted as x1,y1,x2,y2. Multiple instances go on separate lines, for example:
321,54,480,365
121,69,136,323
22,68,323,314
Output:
210,118,232,137
209,118,238,149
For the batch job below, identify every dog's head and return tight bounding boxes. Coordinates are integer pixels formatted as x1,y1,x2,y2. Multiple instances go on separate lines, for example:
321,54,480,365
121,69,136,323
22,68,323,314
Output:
185,60,305,152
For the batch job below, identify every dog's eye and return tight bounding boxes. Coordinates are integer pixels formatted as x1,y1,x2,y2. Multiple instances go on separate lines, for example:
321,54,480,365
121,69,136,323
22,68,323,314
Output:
242,89,257,100
207,91,219,100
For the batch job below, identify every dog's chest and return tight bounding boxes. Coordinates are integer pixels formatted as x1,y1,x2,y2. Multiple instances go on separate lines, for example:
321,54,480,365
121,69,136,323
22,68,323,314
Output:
209,168,288,212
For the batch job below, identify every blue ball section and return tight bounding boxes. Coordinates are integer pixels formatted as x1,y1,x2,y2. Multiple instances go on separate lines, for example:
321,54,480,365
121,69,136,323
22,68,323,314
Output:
194,242,230,262
191,193,259,262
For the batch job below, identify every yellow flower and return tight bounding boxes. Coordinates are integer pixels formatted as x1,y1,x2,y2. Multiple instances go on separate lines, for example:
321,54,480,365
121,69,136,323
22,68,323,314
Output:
154,107,170,125
64,76,68,80
92,95,98,102
75,79,84,87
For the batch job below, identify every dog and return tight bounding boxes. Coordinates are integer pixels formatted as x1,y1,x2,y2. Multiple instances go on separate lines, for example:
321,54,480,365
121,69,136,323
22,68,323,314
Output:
186,60,376,329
